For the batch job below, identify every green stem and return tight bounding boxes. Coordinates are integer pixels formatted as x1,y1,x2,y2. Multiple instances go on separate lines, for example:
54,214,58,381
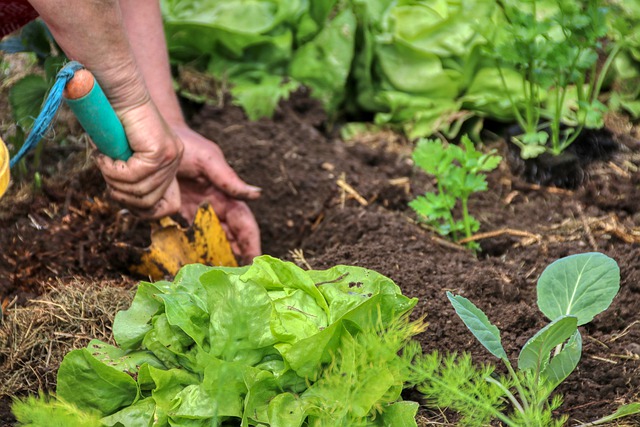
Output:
524,66,535,134
461,196,472,240
486,376,526,415
496,63,528,131
438,182,458,242
591,43,622,103
504,359,530,412
551,86,562,153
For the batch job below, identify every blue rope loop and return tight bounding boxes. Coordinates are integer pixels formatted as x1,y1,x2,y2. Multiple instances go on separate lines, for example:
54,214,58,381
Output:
9,60,84,169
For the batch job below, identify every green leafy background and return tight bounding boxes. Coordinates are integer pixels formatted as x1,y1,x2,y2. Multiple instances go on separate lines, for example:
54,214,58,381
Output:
159,0,640,139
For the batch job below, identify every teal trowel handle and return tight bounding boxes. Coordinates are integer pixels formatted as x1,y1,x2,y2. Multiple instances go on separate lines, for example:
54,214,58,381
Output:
64,69,133,161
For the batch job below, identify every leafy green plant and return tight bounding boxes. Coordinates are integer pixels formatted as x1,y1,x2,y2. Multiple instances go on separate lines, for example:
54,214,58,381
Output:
1,20,67,176
13,256,423,426
489,0,619,159
409,135,501,249
605,0,640,118
442,252,640,426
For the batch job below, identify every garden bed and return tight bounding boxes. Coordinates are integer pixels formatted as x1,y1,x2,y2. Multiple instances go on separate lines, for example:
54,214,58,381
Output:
1,93,639,425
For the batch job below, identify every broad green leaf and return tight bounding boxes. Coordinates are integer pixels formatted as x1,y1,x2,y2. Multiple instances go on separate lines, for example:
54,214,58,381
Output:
242,255,329,313
230,74,299,120
85,340,164,372
537,252,620,325
378,401,419,426
309,264,410,323
114,281,170,350
276,321,343,380
9,74,48,131
56,349,138,416
290,8,356,112
271,289,329,343
267,393,308,427
144,365,200,425
159,291,208,347
542,330,582,389
243,373,280,425
378,46,461,100
447,292,507,360
202,270,277,363
517,315,578,373
173,263,213,290
462,67,527,121
100,398,155,427
190,357,250,419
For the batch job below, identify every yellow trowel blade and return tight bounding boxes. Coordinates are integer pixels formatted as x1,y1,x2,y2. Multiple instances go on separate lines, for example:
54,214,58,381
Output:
130,203,237,280
0,137,10,199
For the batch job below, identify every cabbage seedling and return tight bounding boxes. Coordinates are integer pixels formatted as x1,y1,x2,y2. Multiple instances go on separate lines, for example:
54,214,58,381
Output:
448,253,639,426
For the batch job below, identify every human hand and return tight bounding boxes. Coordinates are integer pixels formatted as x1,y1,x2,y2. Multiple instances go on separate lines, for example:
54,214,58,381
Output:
172,125,262,264
93,100,184,218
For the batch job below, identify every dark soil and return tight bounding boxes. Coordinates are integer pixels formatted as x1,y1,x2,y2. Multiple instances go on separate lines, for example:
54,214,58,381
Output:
1,93,639,425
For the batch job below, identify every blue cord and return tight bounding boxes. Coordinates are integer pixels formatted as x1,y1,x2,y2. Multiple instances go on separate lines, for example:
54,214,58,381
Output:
9,60,84,169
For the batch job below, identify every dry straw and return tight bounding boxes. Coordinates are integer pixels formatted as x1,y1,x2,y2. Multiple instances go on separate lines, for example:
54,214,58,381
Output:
0,279,133,398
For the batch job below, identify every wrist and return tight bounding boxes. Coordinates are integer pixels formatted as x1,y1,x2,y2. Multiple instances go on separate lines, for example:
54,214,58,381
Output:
94,59,151,114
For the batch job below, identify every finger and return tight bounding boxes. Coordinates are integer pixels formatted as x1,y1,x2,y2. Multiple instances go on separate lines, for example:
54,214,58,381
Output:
95,152,178,188
109,177,180,214
194,149,261,201
224,201,261,265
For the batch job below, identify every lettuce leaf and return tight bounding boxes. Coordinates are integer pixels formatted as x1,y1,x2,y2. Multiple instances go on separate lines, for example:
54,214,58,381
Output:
50,255,419,425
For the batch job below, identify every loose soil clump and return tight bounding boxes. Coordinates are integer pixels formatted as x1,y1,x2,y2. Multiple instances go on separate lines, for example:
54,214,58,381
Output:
1,93,639,425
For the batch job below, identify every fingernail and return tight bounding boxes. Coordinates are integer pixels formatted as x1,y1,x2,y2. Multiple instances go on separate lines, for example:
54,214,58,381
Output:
246,185,262,193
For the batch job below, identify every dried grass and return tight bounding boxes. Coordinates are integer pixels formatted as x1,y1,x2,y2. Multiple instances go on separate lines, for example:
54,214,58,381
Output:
0,278,133,398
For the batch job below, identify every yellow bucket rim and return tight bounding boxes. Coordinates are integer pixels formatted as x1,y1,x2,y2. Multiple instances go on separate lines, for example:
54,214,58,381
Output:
0,137,9,199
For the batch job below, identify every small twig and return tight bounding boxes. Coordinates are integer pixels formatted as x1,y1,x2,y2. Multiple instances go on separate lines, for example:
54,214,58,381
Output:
279,161,299,196
503,190,520,205
610,353,640,361
586,335,609,350
513,181,574,195
609,320,640,343
430,235,468,252
458,228,541,244
336,175,368,206
607,161,631,178
589,355,617,365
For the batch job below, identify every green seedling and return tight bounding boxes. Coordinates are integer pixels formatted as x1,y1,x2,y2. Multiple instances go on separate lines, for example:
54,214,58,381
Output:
409,135,501,249
446,252,640,426
489,0,619,159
